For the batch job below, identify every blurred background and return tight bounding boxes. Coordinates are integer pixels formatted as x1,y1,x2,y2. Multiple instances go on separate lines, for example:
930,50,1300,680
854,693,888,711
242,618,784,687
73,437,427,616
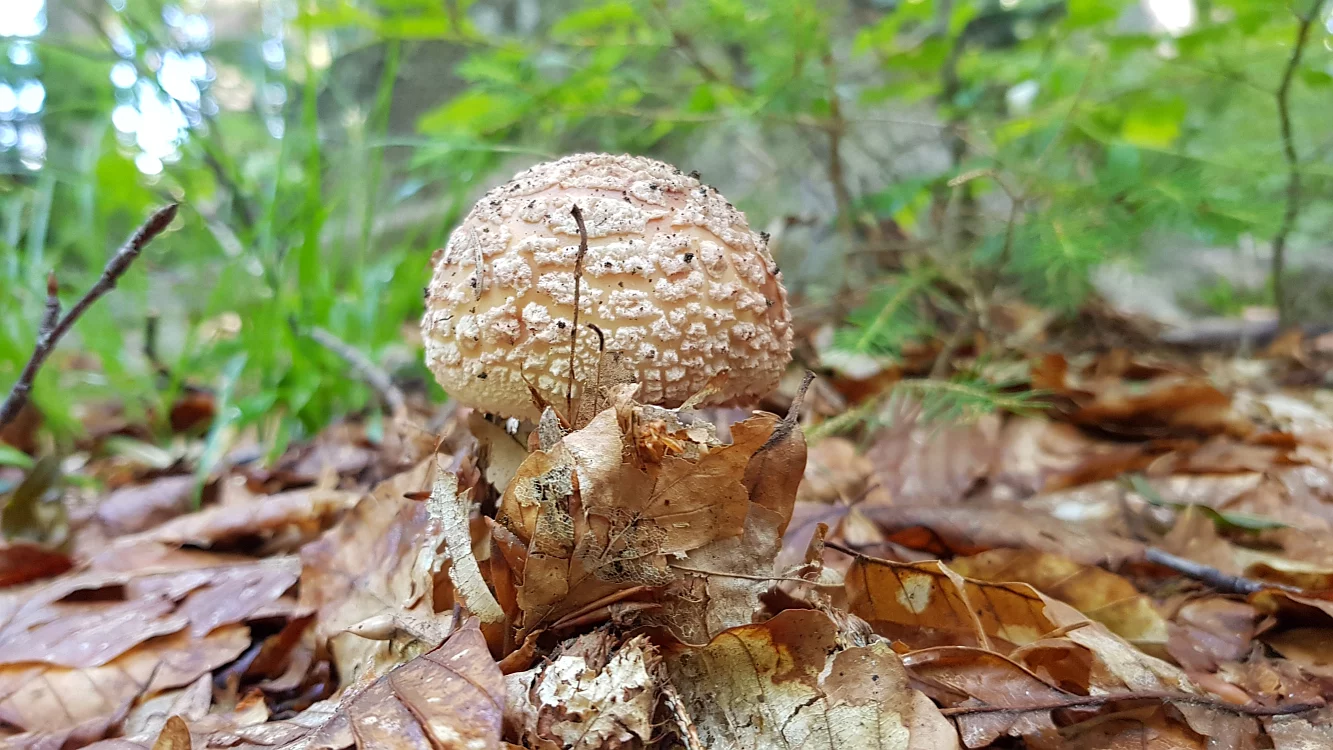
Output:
2,0,1331,451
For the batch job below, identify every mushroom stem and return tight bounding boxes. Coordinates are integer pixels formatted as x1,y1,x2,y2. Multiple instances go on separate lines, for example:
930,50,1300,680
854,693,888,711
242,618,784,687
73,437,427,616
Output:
567,204,590,417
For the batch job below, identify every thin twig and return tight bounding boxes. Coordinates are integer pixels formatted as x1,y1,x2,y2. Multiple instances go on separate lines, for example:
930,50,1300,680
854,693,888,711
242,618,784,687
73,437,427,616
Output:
939,690,1324,718
1271,0,1326,328
301,324,407,419
566,205,590,417
823,52,854,236
1143,547,1303,596
668,563,841,587
38,273,61,341
1,204,178,428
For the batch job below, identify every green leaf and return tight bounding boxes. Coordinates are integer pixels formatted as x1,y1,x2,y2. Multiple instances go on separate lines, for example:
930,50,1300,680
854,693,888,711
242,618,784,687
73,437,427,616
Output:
1066,0,1119,27
1120,97,1187,148
0,444,34,470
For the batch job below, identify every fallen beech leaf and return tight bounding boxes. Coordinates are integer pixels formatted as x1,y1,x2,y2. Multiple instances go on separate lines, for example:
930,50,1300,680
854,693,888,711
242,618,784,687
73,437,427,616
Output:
1165,597,1258,673
949,549,1170,655
661,609,959,750
1264,713,1333,749
108,485,359,551
1038,354,1250,440
505,631,657,750
0,554,299,668
151,715,192,750
95,474,197,536
497,406,776,635
856,505,1143,567
798,437,881,505
345,620,504,750
300,461,456,684
902,646,1071,748
1264,628,1333,679
0,625,248,733
658,411,806,641
1061,709,1207,749
123,674,213,740
846,556,1200,700
0,540,71,587
867,411,1000,506
846,555,1059,651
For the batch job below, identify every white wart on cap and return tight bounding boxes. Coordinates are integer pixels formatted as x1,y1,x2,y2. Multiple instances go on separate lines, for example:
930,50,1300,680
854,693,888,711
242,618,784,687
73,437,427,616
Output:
422,153,793,420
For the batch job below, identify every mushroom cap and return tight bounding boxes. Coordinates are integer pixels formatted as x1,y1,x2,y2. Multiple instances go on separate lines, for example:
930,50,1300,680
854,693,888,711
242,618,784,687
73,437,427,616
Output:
421,153,793,420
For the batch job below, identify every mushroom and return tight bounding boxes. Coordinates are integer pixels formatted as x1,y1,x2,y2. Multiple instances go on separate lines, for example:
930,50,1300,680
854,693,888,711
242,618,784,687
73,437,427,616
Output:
422,153,793,420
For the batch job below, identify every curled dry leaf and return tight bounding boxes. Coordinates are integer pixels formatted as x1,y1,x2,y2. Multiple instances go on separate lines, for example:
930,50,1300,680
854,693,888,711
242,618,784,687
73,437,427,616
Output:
300,461,457,685
505,631,657,750
1033,353,1251,440
949,549,1170,656
660,608,959,750
903,646,1071,749
845,555,1200,699
106,484,360,553
432,466,504,625
660,406,807,642
496,403,789,638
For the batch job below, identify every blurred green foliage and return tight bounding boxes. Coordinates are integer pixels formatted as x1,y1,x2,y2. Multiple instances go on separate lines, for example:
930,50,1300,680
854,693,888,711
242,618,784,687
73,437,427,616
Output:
1,0,1330,446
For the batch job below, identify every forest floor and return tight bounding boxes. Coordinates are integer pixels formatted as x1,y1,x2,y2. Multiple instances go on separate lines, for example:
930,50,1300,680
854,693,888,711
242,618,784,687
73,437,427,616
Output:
3,298,1333,750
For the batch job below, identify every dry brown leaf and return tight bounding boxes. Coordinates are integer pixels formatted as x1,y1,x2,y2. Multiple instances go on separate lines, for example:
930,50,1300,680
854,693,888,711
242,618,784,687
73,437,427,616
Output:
902,646,1071,748
1263,629,1333,679
659,411,806,642
661,609,959,750
846,555,1059,651
151,715,193,750
94,474,198,536
949,549,1170,655
505,631,657,750
1263,710,1333,748
1165,597,1259,673
846,555,1200,700
0,540,71,587
106,485,359,552
0,625,249,734
856,505,1144,567
0,553,298,669
300,461,456,685
1035,353,1251,440
344,620,504,750
496,406,777,636
797,437,881,505
1061,708,1208,749
867,411,1001,506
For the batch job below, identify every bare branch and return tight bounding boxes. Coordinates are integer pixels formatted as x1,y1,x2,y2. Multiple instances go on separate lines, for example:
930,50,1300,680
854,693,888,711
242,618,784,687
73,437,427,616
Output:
938,690,1323,718
1271,0,1327,328
301,324,407,419
1,204,178,428
1143,546,1303,596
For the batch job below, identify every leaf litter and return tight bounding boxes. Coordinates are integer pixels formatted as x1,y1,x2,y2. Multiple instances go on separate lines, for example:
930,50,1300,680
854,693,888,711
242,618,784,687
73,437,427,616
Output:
3,342,1333,749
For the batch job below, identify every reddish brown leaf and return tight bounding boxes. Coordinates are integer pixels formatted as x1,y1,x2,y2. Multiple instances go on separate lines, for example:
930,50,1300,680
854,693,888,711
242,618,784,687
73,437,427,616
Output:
0,541,71,587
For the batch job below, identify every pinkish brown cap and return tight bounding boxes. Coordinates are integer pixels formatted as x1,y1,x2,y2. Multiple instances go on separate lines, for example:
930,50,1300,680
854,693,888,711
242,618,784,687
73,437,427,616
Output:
422,153,793,419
